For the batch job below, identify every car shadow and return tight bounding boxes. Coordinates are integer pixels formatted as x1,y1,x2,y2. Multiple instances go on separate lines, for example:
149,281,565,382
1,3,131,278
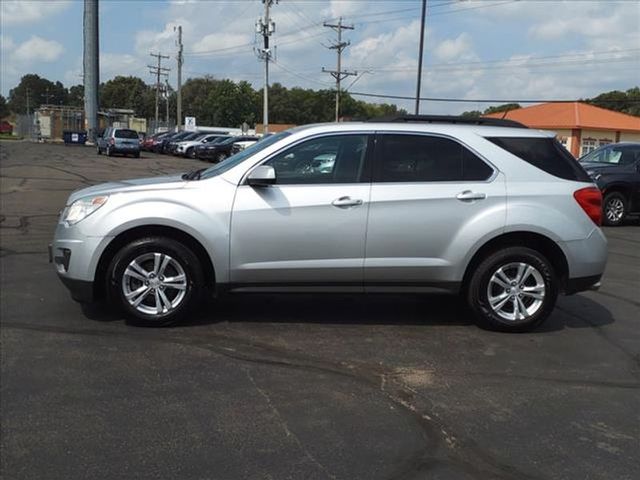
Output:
180,291,615,333
79,290,615,333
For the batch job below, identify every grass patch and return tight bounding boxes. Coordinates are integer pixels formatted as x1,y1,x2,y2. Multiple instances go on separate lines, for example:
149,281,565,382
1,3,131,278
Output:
0,134,23,140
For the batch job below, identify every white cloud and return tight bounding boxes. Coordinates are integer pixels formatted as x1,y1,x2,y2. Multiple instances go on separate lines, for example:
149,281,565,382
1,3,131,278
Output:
0,0,71,25
12,36,64,63
434,33,475,62
100,53,143,80
1,35,15,51
192,33,253,54
323,0,364,20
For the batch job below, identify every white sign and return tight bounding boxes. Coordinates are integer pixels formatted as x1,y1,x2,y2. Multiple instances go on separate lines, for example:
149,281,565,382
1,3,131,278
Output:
71,133,79,142
185,116,196,131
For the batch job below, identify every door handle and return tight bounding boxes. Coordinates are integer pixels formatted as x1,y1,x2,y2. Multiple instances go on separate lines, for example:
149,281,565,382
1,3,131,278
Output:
456,190,487,201
332,196,363,208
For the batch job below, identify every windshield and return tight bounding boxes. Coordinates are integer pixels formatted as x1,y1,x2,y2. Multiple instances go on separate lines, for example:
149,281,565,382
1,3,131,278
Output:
199,131,291,180
181,132,201,141
580,145,639,165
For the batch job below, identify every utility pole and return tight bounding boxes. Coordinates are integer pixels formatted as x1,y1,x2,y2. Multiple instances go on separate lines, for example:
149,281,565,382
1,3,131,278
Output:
83,0,99,142
415,0,427,114
322,18,356,122
26,88,30,115
256,0,277,134
148,52,170,132
42,88,53,105
165,79,170,127
175,25,183,131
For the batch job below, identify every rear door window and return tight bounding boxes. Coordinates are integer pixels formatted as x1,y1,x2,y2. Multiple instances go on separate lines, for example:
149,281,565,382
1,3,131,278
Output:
374,134,493,182
487,137,590,181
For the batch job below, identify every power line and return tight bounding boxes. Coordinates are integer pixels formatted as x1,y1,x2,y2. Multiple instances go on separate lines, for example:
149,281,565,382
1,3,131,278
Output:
349,91,640,104
272,61,333,88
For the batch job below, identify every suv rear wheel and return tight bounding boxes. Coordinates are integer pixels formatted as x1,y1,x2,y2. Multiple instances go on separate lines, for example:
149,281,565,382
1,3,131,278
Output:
467,247,557,332
107,237,204,327
603,192,626,226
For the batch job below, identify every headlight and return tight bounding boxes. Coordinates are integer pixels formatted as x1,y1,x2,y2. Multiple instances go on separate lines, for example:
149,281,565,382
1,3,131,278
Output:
62,195,109,226
586,170,602,181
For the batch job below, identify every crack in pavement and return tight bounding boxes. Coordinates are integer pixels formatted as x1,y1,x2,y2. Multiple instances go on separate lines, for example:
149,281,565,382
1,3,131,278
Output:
244,368,338,480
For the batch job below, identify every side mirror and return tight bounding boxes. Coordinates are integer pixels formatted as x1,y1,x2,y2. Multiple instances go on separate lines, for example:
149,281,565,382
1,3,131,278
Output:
247,165,276,187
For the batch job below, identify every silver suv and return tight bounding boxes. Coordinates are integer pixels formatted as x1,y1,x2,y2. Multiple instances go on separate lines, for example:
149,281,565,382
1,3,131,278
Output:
50,116,607,332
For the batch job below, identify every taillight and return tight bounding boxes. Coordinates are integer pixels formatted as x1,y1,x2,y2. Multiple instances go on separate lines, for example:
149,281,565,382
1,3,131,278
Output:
574,187,602,226
109,138,115,145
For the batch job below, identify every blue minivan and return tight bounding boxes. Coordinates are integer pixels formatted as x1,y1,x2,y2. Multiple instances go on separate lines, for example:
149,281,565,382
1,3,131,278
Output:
97,128,141,158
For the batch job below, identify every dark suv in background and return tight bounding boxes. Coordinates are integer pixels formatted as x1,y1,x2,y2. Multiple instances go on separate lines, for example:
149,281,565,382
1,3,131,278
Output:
580,142,640,226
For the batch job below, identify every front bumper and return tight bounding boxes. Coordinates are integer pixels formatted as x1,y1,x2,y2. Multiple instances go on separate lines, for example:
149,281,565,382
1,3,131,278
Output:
49,243,95,302
196,149,217,159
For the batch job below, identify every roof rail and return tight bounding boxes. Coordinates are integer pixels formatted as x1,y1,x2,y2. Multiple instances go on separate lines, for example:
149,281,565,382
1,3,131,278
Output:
369,114,528,129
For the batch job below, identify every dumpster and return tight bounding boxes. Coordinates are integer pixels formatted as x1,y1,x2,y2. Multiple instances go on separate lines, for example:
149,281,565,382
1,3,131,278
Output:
63,130,87,145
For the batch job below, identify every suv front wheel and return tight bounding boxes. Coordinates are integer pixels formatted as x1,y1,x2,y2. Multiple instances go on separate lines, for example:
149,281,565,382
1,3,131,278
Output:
107,236,204,326
467,247,558,332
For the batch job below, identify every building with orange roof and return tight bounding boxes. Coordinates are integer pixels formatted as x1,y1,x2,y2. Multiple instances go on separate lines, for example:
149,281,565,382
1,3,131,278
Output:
484,102,640,157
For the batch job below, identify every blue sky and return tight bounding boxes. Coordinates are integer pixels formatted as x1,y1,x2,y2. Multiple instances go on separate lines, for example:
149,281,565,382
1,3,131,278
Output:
1,0,639,114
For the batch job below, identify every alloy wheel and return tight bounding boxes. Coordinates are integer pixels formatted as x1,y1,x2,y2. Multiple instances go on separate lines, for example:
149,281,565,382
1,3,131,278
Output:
122,252,188,316
486,262,545,321
605,198,624,223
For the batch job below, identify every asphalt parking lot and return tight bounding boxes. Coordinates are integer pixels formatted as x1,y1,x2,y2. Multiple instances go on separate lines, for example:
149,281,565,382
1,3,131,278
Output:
1,140,638,480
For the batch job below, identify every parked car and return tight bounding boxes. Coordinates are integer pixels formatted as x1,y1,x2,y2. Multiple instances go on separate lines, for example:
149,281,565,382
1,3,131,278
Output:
230,138,259,156
194,136,233,160
166,132,203,155
96,127,141,157
51,116,606,332
175,134,226,159
579,142,640,226
142,132,167,151
153,131,190,153
0,120,13,135
196,135,260,162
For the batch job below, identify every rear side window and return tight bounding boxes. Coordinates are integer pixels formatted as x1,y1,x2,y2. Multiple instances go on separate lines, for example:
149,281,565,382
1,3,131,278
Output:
375,134,493,182
488,137,590,181
114,129,139,139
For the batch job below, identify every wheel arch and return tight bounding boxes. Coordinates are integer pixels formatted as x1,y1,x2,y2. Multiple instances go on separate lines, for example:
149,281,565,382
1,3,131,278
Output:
603,182,632,202
461,231,569,295
93,225,216,301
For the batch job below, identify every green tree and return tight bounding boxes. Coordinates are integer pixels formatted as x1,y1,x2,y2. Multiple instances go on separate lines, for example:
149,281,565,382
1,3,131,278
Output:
587,87,640,116
67,85,84,108
0,94,9,118
8,74,67,113
461,110,482,118
100,76,154,117
483,103,521,115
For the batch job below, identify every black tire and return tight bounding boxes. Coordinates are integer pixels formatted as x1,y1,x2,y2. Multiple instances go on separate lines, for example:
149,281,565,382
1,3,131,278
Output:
106,146,113,157
187,147,195,159
97,146,102,155
602,192,627,226
215,152,227,163
134,152,140,158
107,237,205,327
466,247,558,332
